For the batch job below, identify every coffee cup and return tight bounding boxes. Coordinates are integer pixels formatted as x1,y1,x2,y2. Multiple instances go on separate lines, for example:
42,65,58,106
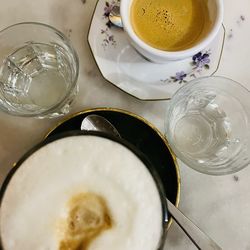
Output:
0,131,168,250
120,0,223,63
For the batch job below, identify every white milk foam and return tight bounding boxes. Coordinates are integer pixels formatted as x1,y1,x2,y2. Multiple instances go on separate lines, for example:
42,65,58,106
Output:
0,135,163,250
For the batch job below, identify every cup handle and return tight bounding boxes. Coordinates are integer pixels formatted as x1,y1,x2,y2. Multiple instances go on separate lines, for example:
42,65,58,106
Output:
166,199,222,250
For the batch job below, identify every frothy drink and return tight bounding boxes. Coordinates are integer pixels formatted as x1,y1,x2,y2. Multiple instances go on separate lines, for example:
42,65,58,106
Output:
0,135,164,250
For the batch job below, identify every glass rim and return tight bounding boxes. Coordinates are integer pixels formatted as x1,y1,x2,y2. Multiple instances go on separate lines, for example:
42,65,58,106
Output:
0,22,79,117
174,75,250,96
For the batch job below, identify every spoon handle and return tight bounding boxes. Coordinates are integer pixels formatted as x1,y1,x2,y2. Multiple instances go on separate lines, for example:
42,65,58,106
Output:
166,199,222,250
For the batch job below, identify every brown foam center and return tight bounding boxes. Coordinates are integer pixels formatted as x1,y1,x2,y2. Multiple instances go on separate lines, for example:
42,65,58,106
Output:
58,193,113,250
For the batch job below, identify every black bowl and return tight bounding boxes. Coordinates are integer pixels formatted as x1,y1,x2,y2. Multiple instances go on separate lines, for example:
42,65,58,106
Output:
0,130,168,250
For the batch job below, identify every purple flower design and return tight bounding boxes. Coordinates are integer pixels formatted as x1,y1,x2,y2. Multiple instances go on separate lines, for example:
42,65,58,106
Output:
171,71,187,83
175,71,187,80
101,1,117,49
192,52,210,69
109,35,115,42
103,1,116,28
161,51,211,84
101,28,116,48
103,1,116,17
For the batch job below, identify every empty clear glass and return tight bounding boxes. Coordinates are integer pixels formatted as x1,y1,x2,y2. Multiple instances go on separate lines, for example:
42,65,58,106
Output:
165,76,250,175
0,22,79,118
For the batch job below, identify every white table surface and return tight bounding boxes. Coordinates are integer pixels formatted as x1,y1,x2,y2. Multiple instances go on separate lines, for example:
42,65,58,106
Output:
0,0,250,249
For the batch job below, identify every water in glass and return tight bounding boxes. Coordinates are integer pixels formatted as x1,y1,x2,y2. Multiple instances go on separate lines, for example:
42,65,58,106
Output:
165,76,250,175
0,42,73,114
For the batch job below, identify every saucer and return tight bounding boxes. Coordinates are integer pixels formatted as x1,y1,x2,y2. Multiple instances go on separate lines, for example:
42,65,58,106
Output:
45,108,181,228
88,0,225,100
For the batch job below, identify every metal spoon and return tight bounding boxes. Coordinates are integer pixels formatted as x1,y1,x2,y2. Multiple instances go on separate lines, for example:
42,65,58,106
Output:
81,114,121,138
81,114,222,250
109,2,123,28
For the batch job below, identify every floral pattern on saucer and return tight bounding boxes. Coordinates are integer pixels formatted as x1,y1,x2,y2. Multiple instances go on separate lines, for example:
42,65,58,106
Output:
101,1,117,49
103,1,116,28
101,28,116,48
162,51,211,84
88,0,225,100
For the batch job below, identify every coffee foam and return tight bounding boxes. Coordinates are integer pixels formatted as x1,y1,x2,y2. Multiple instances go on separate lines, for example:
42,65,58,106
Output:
131,0,210,51
0,135,163,250
58,192,113,250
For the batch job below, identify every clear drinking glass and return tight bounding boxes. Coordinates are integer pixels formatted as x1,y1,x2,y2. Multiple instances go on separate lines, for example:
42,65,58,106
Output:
165,76,250,175
0,22,79,118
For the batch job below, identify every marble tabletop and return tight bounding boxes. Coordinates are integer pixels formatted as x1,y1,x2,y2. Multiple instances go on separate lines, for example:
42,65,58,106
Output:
0,0,250,249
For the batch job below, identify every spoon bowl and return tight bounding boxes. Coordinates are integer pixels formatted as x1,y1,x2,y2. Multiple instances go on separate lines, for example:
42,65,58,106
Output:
109,5,123,28
81,114,121,138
